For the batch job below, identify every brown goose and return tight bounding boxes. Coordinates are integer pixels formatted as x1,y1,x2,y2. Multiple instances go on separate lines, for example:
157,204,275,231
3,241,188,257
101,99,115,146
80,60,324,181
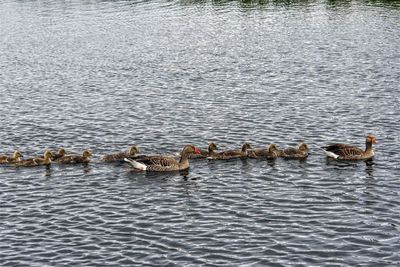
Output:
186,142,219,159
12,150,52,167
320,135,377,160
0,151,23,164
276,142,309,159
247,144,279,159
101,145,140,162
51,148,67,161
124,144,200,171
207,142,253,160
57,149,93,164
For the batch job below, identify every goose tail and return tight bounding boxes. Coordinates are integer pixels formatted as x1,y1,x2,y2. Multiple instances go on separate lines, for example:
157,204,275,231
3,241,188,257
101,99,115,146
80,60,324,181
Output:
319,147,339,159
124,158,147,171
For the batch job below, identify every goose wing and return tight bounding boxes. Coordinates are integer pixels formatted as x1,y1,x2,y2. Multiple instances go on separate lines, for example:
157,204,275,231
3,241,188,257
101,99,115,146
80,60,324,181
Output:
145,156,178,167
321,143,364,157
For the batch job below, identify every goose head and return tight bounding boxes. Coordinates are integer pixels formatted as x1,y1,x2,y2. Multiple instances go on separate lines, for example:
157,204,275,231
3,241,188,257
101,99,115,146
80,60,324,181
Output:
268,144,279,153
208,142,219,152
82,150,93,158
298,142,309,151
129,145,140,155
182,144,201,156
44,150,53,160
366,135,377,144
242,142,253,151
14,151,23,160
57,148,67,156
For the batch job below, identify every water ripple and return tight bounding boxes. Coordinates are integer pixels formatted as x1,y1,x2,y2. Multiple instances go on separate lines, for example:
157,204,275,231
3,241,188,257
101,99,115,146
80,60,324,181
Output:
1,0,400,266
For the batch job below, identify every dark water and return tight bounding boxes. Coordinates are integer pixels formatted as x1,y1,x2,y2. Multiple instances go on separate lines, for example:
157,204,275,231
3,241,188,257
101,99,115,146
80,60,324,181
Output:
1,0,400,265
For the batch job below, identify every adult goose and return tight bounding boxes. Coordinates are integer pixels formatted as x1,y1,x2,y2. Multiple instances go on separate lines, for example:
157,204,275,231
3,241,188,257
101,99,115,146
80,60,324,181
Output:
0,151,23,164
57,150,93,164
207,142,253,160
247,144,279,159
102,145,140,162
12,150,52,167
276,142,309,159
185,142,219,159
52,148,67,161
124,144,200,171
320,135,377,160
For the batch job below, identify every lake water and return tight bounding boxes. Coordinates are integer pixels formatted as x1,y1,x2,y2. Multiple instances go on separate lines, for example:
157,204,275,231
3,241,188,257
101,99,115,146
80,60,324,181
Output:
1,0,400,265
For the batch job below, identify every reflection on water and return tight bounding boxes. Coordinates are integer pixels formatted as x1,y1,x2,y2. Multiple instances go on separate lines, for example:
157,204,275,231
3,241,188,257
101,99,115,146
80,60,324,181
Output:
364,159,375,179
44,165,52,178
180,0,400,9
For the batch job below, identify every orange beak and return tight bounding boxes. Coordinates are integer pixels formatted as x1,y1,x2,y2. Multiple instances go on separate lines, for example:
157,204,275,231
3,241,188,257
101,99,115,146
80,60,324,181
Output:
194,148,201,154
372,138,377,144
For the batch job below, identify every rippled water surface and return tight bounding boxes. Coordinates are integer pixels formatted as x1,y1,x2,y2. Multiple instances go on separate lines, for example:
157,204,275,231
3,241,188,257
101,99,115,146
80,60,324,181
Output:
1,0,400,265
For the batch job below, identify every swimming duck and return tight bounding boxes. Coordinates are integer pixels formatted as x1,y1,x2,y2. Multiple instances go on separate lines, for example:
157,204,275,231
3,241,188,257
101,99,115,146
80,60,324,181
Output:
207,142,253,160
185,142,219,159
124,144,200,171
101,145,140,162
320,135,377,160
12,150,52,167
51,148,67,161
0,151,23,164
247,144,279,159
57,149,93,164
276,142,309,159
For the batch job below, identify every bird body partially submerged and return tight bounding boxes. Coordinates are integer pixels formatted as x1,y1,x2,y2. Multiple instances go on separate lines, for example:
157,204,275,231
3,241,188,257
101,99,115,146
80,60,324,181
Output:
0,151,23,164
247,144,279,159
320,135,377,160
207,142,252,160
124,144,200,171
12,150,52,167
276,142,309,159
102,145,140,162
57,150,93,164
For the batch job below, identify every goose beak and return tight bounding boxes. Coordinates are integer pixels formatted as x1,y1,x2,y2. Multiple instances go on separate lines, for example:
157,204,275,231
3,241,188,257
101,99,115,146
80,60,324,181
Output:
194,148,201,154
372,138,377,144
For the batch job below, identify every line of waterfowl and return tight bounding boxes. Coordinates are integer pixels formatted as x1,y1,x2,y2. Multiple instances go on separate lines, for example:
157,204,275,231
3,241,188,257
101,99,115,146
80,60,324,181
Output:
0,135,377,171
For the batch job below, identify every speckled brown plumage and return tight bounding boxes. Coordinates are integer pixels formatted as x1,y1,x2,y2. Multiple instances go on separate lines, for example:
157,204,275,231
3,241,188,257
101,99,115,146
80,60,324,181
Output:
57,150,93,164
102,145,140,162
247,144,279,159
51,148,67,161
320,135,376,160
208,142,252,160
124,144,200,171
0,151,23,164
12,150,52,167
276,142,309,159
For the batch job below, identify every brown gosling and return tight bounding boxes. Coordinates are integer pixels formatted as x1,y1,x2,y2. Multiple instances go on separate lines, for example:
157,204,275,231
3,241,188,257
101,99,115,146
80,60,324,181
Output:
57,150,93,164
276,142,309,159
0,151,23,164
12,150,52,167
101,145,140,162
207,142,253,160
